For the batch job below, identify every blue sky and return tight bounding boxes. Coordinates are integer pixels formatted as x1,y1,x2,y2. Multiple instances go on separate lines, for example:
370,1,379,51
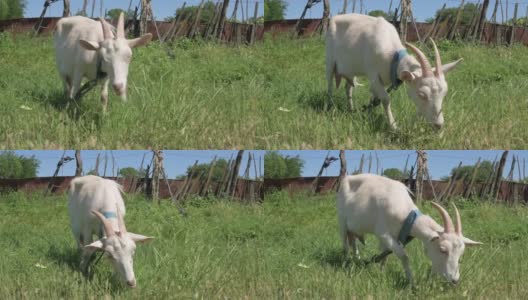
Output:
11,150,264,179
282,0,526,22
24,0,264,20
274,150,528,180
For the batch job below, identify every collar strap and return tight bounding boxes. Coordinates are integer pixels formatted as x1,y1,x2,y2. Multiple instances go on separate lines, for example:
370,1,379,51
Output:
398,209,421,244
390,49,408,90
102,211,117,219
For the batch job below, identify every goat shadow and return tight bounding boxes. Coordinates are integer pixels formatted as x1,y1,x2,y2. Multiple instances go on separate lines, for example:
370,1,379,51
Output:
296,90,390,129
46,244,126,291
29,87,105,129
297,90,424,147
315,247,410,290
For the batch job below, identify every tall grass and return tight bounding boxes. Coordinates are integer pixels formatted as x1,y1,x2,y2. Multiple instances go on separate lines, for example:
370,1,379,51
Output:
0,191,526,299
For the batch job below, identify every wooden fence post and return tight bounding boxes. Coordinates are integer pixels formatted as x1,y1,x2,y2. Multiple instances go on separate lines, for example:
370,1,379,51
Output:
509,2,518,45
493,150,509,201
216,0,231,40
229,150,244,198
75,150,83,176
476,0,491,41
448,0,465,40
189,0,206,39
201,156,217,196
63,0,71,17
321,0,330,34
250,2,259,45
464,158,481,198
151,150,163,204
491,0,499,22
46,151,73,196
94,153,100,176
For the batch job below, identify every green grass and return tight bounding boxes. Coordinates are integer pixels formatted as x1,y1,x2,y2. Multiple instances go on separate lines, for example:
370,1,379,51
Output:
3,34,527,149
0,34,267,149
1,191,526,299
257,36,528,149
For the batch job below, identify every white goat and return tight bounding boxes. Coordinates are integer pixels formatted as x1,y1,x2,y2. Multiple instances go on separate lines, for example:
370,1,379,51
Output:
54,13,152,111
337,174,481,285
68,175,153,288
326,14,463,130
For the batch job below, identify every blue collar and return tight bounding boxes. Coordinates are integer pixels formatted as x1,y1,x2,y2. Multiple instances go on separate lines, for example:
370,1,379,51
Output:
398,209,421,244
102,211,117,219
390,49,408,90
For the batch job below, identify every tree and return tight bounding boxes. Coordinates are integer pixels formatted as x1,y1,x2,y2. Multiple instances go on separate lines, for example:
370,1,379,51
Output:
368,10,391,20
0,151,40,179
264,0,287,22
383,168,409,181
183,159,229,182
171,1,217,23
119,167,146,178
264,151,304,179
433,3,479,26
447,160,495,182
106,8,127,22
0,0,26,20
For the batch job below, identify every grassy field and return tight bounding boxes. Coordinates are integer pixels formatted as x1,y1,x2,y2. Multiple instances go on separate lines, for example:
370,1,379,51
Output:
258,36,528,149
1,191,526,299
0,33,266,149
2,33,527,149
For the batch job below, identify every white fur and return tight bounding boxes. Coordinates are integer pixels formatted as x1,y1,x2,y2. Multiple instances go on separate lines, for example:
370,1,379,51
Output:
54,15,152,112
68,175,153,288
326,14,462,129
337,174,481,285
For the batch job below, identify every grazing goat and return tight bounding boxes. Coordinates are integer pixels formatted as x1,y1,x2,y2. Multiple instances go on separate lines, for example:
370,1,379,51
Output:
68,175,153,288
54,13,152,111
337,174,481,285
326,14,462,130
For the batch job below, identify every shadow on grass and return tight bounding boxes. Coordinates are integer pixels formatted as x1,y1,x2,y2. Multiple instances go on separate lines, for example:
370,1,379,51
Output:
297,90,350,113
46,244,80,271
46,244,126,291
316,247,410,289
28,87,107,130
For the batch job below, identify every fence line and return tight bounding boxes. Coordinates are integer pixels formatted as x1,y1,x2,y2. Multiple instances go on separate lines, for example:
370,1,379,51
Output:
0,176,264,202
264,176,528,204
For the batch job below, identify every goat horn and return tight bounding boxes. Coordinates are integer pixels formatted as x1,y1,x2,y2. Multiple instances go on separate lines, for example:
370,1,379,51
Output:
99,18,113,40
117,12,125,39
91,210,115,237
452,203,462,236
429,38,443,78
431,202,455,233
405,42,433,78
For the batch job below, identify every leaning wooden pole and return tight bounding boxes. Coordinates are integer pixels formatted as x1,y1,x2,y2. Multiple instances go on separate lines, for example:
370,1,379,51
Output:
448,0,465,40
216,0,231,40
493,150,509,201
464,158,481,198
250,2,259,44
229,150,244,197
63,0,71,17
75,150,83,177
509,2,519,45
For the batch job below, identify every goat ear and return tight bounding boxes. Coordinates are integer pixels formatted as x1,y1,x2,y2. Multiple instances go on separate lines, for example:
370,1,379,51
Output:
128,33,153,48
79,40,100,51
462,236,482,246
399,70,416,82
433,58,463,75
128,232,154,244
84,240,104,251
